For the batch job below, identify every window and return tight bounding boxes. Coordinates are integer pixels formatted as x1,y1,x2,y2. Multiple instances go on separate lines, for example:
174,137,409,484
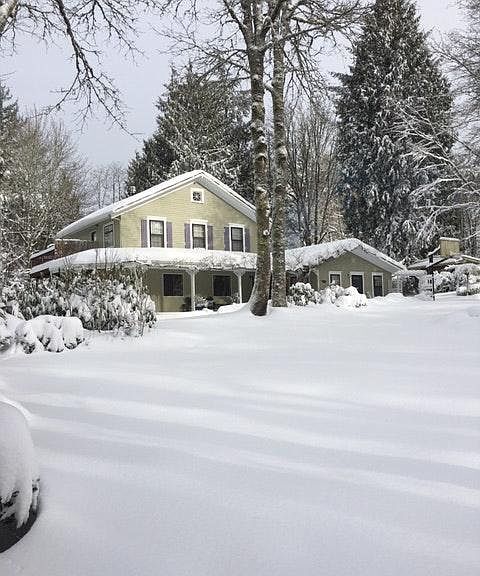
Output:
191,189,204,203
329,272,341,286
192,223,206,248
213,275,231,297
163,274,183,296
230,226,244,252
373,274,384,297
351,273,364,294
104,223,113,248
91,230,97,243
149,220,165,247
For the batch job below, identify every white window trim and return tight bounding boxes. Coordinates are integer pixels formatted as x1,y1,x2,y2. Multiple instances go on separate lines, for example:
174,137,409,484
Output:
372,272,384,297
190,219,209,250
146,216,167,248
350,271,365,292
191,187,205,204
103,222,114,247
229,223,245,253
328,271,342,286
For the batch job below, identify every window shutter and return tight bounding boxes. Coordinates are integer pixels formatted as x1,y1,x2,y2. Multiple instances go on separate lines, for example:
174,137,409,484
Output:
166,222,173,248
245,228,251,252
207,225,213,250
141,219,148,247
224,227,230,251
184,223,191,248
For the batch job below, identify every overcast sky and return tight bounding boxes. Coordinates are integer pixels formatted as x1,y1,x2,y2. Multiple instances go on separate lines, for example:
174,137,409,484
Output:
3,0,466,169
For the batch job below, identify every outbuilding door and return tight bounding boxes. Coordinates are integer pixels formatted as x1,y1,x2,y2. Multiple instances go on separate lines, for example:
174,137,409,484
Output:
351,273,364,294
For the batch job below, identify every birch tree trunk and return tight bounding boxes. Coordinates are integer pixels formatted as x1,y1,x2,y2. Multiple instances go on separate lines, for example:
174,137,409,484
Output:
271,13,288,307
0,0,18,37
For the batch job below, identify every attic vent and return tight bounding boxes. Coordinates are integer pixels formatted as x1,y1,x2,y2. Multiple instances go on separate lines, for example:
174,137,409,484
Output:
191,189,204,203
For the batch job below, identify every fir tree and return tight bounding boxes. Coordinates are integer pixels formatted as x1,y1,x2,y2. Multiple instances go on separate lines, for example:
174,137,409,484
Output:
126,65,253,200
336,0,454,260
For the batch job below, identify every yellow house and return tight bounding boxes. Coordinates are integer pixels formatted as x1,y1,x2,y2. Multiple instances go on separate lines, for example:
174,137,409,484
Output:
30,171,258,312
30,170,404,310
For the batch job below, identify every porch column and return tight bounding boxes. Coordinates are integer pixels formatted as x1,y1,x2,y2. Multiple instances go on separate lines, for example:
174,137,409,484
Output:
235,270,244,303
188,270,196,311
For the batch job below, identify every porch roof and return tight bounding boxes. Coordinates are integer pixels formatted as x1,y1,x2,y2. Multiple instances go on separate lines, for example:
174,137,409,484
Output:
29,247,257,275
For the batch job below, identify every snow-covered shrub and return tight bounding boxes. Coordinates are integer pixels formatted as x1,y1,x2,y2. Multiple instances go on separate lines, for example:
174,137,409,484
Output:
1,268,156,335
433,270,455,293
318,284,344,304
288,282,320,306
446,264,480,296
0,401,40,551
335,286,367,308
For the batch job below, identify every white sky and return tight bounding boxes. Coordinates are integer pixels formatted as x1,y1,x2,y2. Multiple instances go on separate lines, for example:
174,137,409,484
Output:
3,0,466,168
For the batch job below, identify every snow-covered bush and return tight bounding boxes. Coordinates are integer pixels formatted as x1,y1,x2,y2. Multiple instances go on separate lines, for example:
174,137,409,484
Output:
0,311,84,354
1,268,156,335
0,401,40,551
433,270,455,293
446,264,480,296
335,286,367,308
288,282,320,306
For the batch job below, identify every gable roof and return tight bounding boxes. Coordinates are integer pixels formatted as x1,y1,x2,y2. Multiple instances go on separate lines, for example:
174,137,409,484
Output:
285,239,404,273
57,170,256,238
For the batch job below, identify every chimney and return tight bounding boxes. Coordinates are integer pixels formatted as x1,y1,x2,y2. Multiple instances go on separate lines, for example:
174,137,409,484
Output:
439,237,460,257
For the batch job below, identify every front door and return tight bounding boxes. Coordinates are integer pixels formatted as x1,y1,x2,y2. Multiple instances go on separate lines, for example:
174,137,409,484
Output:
373,274,384,297
351,274,364,294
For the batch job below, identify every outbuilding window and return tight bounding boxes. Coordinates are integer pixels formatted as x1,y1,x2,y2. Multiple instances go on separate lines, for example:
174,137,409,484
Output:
372,273,384,297
329,272,341,286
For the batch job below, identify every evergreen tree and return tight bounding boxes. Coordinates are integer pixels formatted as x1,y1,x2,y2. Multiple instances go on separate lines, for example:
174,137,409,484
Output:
126,65,253,200
336,0,454,260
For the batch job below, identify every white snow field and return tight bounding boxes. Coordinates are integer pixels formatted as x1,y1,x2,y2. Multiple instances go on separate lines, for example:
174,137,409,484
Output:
0,293,479,575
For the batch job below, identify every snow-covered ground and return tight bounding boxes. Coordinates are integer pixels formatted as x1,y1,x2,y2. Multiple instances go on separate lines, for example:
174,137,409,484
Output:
0,293,479,575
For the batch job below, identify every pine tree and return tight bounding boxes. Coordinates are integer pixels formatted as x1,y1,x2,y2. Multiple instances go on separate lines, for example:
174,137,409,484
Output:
336,0,454,260
126,65,253,200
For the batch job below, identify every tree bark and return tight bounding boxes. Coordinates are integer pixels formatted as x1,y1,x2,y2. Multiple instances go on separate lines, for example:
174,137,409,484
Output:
0,0,18,37
248,46,271,316
271,15,288,307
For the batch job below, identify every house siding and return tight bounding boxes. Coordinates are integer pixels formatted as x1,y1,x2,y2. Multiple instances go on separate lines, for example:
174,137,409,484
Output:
62,217,120,249
308,252,393,296
119,183,257,251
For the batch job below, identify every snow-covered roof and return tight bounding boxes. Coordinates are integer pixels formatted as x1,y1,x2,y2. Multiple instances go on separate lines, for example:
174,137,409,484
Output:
30,247,257,275
57,171,257,238
408,253,480,271
285,239,404,273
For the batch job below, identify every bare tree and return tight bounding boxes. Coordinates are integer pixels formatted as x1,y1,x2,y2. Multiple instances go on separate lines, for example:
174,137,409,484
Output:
286,100,344,246
158,0,361,313
0,114,85,277
85,162,127,211
0,0,158,125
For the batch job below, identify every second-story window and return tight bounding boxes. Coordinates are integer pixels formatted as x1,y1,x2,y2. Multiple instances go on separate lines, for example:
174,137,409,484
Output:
104,223,113,247
192,223,206,248
230,226,244,252
149,220,165,247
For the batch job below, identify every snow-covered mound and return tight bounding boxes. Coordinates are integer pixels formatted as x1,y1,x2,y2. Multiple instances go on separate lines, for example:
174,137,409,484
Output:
0,401,39,550
0,313,84,354
335,286,368,308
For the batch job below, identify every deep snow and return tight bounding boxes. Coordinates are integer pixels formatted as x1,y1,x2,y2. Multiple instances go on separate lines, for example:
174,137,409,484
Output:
0,293,479,575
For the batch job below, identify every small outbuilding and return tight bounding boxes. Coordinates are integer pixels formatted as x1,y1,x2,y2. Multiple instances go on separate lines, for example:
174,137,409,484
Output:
286,239,404,298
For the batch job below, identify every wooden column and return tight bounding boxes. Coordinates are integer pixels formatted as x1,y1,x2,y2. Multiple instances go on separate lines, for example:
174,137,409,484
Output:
235,270,244,303
189,271,196,311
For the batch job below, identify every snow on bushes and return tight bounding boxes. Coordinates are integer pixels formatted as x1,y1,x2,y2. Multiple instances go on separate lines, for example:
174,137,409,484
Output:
1,268,156,336
288,283,367,308
288,283,320,306
0,401,39,551
447,264,480,296
0,311,84,354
